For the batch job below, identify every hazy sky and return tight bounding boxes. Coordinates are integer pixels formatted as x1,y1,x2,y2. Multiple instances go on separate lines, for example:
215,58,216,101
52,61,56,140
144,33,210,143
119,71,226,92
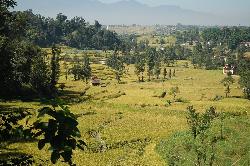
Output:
14,0,250,25
99,0,250,14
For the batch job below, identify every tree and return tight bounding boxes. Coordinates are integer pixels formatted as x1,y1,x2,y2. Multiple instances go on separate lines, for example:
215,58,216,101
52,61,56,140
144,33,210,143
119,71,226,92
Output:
191,42,203,68
238,58,250,99
146,47,156,81
161,46,176,67
81,56,92,83
50,45,61,96
70,63,82,81
30,51,51,96
169,69,172,79
221,74,234,97
134,52,145,82
63,61,69,80
106,53,125,83
169,86,180,100
0,0,22,97
154,61,161,79
186,106,218,166
163,68,167,79
160,38,165,45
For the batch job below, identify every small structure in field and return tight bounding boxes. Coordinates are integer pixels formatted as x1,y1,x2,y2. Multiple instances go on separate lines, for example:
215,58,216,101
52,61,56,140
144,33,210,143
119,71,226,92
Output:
91,76,101,86
223,64,237,75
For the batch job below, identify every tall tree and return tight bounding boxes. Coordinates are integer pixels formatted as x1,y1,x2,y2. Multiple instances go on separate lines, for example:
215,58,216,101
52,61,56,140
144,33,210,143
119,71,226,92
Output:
221,74,235,98
134,52,145,82
107,53,124,83
154,60,161,79
81,56,92,83
238,58,250,99
146,47,156,81
0,1,51,98
50,45,61,96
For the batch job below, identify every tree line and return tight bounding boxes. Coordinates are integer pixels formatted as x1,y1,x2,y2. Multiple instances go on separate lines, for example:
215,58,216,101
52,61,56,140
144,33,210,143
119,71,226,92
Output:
13,10,121,50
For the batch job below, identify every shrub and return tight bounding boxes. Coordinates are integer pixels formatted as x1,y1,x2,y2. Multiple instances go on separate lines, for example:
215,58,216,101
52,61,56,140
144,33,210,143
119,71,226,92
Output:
175,97,189,103
32,100,86,165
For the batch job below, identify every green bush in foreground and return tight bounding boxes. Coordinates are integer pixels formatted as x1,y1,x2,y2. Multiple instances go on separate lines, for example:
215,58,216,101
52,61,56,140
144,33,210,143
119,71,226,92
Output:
33,101,86,165
156,106,250,166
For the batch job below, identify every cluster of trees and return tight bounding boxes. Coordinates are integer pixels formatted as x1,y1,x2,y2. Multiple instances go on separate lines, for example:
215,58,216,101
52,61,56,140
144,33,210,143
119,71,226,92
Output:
190,42,225,69
183,27,250,98
238,58,250,98
70,56,92,83
201,27,250,50
133,47,180,81
106,46,181,82
175,27,200,44
13,10,121,50
0,1,60,98
175,26,250,50
1,2,86,165
1,1,125,99
106,53,125,83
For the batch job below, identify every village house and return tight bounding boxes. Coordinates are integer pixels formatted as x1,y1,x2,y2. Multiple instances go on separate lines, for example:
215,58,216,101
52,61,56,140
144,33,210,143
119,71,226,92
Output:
91,75,101,86
223,64,237,75
240,42,250,47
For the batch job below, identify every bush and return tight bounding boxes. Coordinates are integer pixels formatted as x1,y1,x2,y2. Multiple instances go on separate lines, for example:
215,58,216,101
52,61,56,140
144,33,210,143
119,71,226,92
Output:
32,100,86,165
175,97,189,103
159,91,167,98
212,95,224,101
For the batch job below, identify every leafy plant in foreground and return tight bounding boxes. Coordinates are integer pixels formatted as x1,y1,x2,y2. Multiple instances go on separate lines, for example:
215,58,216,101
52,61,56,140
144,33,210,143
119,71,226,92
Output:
186,106,218,166
33,101,86,165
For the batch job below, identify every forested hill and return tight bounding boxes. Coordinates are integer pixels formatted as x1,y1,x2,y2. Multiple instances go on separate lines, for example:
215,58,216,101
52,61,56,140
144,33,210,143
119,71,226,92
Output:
13,10,121,50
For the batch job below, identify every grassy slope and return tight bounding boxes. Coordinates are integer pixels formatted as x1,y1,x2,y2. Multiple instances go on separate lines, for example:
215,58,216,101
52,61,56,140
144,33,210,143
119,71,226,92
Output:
1,58,249,165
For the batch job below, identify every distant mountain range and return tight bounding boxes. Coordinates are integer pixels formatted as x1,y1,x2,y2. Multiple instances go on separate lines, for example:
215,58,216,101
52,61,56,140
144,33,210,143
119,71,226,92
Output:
15,0,243,26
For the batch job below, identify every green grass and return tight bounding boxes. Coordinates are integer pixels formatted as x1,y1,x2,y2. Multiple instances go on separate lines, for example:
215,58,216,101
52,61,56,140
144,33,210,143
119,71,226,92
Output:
1,55,250,165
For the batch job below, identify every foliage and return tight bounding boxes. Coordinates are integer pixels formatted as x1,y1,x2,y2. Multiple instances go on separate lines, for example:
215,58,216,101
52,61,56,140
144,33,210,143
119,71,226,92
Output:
14,10,121,50
106,53,125,83
186,106,218,165
0,154,34,166
81,56,92,83
186,106,217,138
168,69,172,79
0,108,32,141
0,0,53,98
30,51,51,96
220,75,235,97
157,114,250,166
33,101,86,165
238,58,250,99
70,63,82,81
163,68,167,79
153,60,161,79
201,27,250,50
145,47,157,81
134,52,145,82
50,45,61,96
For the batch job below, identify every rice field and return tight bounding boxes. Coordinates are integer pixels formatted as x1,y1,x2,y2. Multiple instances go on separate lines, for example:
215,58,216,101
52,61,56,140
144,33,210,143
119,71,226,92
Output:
1,55,249,165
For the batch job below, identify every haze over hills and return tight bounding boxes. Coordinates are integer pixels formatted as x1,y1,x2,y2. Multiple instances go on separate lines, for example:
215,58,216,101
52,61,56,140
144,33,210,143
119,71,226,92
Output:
15,0,249,26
